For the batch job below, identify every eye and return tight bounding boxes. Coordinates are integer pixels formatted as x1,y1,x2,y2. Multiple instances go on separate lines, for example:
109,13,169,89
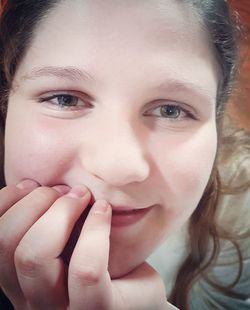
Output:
144,103,196,121
159,105,181,119
53,94,78,107
38,93,91,110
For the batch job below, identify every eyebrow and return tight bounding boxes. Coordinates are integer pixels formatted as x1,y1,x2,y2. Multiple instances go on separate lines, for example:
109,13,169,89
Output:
22,66,215,104
22,66,95,82
155,80,215,105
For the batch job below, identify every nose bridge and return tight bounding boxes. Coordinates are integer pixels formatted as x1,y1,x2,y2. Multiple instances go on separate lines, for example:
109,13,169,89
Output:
82,116,150,186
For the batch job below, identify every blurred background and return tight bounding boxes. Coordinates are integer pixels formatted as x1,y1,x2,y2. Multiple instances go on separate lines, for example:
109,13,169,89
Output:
228,0,250,132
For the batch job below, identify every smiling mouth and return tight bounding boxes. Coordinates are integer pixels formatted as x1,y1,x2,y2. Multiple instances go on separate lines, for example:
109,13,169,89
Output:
111,206,152,227
60,202,153,265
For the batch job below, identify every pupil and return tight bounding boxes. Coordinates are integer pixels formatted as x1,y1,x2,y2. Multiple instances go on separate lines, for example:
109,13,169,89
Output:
161,105,180,118
58,95,76,106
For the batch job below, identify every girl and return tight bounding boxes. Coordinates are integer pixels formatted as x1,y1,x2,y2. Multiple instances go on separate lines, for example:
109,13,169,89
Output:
0,0,249,309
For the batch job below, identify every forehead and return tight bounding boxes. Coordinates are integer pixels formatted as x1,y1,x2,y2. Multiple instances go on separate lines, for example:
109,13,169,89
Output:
34,0,205,51
16,0,218,99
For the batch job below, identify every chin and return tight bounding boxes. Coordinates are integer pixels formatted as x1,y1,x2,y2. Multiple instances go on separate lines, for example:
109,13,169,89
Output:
107,240,149,279
108,255,141,279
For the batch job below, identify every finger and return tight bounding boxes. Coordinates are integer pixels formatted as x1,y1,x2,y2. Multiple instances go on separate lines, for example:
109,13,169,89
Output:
0,186,63,308
14,186,91,310
0,180,40,308
0,186,62,250
0,179,39,216
68,200,112,310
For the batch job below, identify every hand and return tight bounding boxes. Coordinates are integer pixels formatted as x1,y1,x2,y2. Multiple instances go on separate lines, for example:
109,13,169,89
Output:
66,199,170,310
0,180,72,309
0,180,173,310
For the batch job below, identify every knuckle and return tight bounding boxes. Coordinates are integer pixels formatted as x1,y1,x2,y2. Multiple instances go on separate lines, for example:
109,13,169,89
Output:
71,265,101,287
14,244,41,277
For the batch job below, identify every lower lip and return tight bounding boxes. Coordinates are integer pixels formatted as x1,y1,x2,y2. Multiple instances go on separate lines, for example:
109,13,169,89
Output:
111,207,152,228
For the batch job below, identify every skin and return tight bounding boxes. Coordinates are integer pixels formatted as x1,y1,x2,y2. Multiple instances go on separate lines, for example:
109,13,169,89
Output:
1,0,219,308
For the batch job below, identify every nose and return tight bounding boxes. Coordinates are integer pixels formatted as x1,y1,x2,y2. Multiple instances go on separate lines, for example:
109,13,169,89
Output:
79,120,150,187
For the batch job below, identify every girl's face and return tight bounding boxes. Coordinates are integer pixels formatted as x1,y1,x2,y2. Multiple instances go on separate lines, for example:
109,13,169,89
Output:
4,0,218,277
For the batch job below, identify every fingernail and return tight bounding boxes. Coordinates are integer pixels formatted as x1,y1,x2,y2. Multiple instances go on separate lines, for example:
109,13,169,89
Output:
93,200,109,214
66,185,89,198
16,179,39,190
52,185,71,195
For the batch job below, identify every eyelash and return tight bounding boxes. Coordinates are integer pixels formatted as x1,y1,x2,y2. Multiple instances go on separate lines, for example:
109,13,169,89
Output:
38,93,196,121
144,104,196,121
38,93,91,110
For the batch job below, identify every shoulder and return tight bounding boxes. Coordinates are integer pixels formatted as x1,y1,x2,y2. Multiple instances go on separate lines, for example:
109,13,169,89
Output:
188,236,250,309
189,275,250,310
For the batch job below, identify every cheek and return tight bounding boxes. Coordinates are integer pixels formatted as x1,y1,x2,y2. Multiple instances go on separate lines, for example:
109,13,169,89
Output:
150,124,217,220
4,114,74,185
